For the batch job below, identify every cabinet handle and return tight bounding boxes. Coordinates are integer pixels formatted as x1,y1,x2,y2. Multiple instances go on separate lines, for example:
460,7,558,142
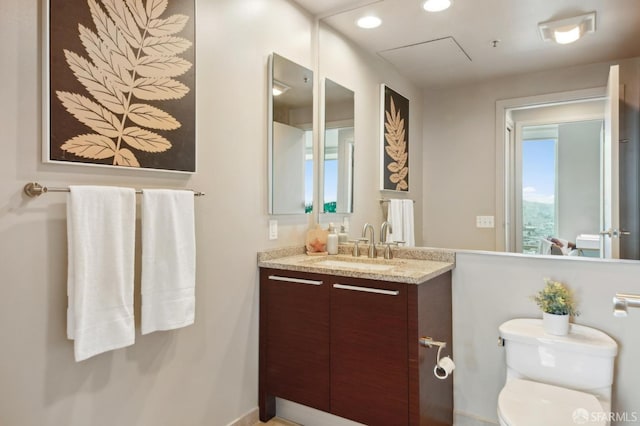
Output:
268,275,323,286
333,283,399,296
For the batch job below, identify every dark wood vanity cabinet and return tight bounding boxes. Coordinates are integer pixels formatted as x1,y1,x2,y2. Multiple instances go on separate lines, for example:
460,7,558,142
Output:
259,267,453,426
259,269,331,418
330,277,409,425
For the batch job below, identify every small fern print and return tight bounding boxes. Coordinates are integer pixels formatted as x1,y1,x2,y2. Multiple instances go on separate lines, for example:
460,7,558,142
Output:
55,0,192,168
383,90,409,191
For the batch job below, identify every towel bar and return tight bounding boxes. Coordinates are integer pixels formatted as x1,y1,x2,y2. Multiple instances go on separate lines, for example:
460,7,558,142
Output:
23,182,205,198
379,198,415,204
613,293,640,317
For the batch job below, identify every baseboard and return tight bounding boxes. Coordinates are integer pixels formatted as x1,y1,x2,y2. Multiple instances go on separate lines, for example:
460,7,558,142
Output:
226,407,259,426
234,404,492,426
454,410,499,426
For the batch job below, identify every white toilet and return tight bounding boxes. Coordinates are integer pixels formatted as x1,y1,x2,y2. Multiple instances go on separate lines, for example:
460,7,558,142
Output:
497,318,618,426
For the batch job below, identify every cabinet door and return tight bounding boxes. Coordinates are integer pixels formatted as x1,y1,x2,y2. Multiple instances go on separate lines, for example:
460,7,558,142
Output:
330,277,408,426
259,269,330,418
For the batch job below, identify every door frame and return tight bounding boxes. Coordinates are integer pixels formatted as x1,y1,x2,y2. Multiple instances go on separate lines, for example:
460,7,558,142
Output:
495,87,605,252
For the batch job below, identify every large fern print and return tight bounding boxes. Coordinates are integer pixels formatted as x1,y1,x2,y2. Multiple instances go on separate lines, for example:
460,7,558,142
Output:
56,0,192,168
384,95,409,191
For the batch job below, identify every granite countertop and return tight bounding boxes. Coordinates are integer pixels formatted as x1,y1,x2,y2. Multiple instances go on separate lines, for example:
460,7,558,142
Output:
257,245,455,285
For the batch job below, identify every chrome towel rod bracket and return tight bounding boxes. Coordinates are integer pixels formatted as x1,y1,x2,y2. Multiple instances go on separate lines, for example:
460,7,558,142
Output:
379,198,415,204
613,293,640,317
23,182,205,198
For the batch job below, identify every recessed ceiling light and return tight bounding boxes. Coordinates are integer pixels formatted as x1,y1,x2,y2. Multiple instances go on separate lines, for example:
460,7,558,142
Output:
356,15,382,29
422,0,452,12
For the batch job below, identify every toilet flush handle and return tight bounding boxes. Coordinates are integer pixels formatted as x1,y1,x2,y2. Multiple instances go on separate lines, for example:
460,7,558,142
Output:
497,336,505,347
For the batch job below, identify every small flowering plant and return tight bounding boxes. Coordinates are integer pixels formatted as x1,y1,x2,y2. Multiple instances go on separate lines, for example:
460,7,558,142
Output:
532,278,579,316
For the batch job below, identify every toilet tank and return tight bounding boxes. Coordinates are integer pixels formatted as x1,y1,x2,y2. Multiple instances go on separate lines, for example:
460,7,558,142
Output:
499,319,618,391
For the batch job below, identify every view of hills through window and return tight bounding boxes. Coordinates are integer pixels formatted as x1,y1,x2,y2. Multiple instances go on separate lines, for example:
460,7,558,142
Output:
521,137,556,253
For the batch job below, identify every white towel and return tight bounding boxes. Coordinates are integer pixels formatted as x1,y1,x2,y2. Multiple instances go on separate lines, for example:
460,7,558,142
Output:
402,199,415,247
387,199,404,242
387,199,415,247
141,189,196,334
67,186,136,362
538,238,552,255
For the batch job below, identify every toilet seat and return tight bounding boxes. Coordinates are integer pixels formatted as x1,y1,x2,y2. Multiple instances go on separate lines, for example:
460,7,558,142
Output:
498,379,606,426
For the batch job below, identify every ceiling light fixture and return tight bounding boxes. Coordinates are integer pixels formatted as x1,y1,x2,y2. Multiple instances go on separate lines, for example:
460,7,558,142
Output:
272,80,290,97
422,0,451,12
356,15,382,29
538,12,596,45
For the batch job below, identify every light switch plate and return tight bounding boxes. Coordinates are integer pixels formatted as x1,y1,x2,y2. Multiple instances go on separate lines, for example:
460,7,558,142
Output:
269,220,278,240
476,216,495,228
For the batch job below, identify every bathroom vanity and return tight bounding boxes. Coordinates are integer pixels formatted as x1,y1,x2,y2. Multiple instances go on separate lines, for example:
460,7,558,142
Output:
257,247,455,426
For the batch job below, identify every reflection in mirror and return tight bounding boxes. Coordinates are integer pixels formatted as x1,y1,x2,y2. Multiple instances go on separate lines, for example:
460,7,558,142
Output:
502,79,639,261
321,79,354,214
513,119,602,257
268,53,314,215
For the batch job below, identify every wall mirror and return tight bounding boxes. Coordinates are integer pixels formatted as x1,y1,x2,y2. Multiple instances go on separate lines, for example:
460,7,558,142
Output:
268,53,314,215
321,79,354,214
311,2,639,262
499,66,639,261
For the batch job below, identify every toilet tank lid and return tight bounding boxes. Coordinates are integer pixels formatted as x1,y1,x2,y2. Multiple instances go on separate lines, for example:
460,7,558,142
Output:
499,319,618,357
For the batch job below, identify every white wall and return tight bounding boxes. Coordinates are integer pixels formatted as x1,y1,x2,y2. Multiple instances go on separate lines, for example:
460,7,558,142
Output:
0,1,422,425
453,251,640,426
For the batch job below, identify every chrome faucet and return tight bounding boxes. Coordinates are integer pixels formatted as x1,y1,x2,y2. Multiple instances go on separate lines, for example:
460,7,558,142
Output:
380,221,392,244
361,223,376,258
380,221,394,259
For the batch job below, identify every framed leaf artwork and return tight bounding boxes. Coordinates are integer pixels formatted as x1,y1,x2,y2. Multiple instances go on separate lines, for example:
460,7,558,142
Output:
380,84,409,191
44,0,196,173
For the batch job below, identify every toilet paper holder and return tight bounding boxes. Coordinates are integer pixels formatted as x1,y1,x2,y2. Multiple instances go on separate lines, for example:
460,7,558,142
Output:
419,336,455,379
419,336,446,349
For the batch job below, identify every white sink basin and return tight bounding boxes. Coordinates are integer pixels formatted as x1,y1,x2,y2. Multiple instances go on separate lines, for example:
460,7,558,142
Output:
310,259,397,272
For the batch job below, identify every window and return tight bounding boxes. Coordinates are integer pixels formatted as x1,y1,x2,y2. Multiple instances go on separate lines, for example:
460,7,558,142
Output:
521,128,557,253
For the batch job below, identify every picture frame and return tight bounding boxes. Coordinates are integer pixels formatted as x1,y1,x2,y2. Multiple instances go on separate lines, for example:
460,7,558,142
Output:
43,0,196,173
380,84,409,191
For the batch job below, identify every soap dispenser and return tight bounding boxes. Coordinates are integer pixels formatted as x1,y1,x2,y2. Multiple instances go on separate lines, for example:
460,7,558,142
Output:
327,223,339,255
338,225,348,243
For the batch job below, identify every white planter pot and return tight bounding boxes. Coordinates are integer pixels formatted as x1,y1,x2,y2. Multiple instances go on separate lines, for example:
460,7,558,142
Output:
543,312,570,335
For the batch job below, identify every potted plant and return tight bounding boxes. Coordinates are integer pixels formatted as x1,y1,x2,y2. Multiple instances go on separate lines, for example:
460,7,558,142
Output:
532,278,579,335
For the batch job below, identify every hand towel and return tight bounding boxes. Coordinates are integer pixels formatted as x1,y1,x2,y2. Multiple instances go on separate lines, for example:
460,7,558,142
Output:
387,199,404,243
67,186,136,362
402,199,415,247
387,199,415,247
141,189,196,335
